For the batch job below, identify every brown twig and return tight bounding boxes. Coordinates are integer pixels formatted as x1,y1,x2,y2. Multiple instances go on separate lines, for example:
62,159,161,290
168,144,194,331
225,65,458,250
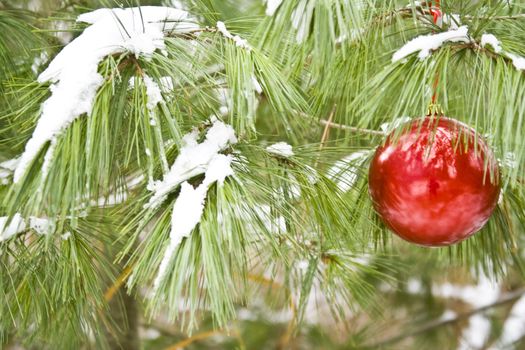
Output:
164,330,225,350
319,119,386,136
104,265,133,302
294,109,385,136
319,105,337,149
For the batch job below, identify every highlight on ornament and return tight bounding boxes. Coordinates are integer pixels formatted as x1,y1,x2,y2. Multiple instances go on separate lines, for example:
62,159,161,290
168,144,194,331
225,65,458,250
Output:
368,116,501,247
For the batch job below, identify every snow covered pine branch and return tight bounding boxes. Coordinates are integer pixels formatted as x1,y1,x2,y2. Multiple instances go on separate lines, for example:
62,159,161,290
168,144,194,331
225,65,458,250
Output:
145,119,238,290
392,23,525,71
13,7,198,183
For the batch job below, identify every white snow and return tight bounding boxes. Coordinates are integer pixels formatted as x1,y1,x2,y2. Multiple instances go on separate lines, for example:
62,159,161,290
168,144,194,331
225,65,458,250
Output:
0,158,19,171
40,137,57,181
481,33,502,53
328,150,370,192
0,214,54,241
31,51,49,75
432,273,500,308
498,152,518,170
441,13,461,30
152,120,237,289
406,278,424,294
14,7,198,183
146,119,237,209
439,309,457,322
0,214,26,241
392,26,470,62
497,295,525,347
0,171,11,185
29,217,55,235
266,142,294,158
252,204,287,234
0,158,19,185
479,33,525,71
159,76,174,93
508,53,525,71
291,2,311,43
459,314,491,350
380,116,411,133
251,75,263,94
264,0,283,16
216,21,252,51
143,75,163,110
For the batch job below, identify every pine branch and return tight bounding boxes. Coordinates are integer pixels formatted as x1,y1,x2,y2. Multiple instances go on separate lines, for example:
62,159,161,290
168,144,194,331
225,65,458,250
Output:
366,287,525,348
294,109,386,136
319,119,386,136
465,13,525,20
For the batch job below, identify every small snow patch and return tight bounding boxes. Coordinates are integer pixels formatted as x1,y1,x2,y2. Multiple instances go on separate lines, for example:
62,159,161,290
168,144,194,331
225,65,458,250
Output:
0,158,19,185
481,33,502,53
264,0,283,16
459,314,491,350
216,21,252,51
0,214,26,241
508,53,525,71
328,150,370,192
479,33,525,71
143,75,163,111
0,214,54,241
497,295,525,346
266,142,294,158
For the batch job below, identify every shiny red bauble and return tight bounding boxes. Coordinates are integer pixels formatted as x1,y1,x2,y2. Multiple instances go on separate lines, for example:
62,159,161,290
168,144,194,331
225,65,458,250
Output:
368,117,500,247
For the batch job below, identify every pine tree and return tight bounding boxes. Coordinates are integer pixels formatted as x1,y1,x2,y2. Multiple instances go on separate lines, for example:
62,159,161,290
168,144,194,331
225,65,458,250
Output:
1,0,524,349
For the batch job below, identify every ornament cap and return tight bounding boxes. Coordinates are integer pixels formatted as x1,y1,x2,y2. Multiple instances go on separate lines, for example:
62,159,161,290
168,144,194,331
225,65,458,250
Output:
426,102,444,117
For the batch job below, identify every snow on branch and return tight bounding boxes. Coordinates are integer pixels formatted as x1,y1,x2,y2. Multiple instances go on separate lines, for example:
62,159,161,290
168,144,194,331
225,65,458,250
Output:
264,0,283,16
146,119,237,209
216,21,252,51
150,119,238,289
392,26,470,62
143,75,163,111
328,151,371,192
480,34,502,53
0,158,19,185
266,142,294,158
480,33,525,71
0,214,55,241
13,7,198,184
392,26,525,71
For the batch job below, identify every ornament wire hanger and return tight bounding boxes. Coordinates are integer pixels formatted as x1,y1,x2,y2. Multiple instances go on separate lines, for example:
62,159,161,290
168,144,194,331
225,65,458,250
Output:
427,0,444,117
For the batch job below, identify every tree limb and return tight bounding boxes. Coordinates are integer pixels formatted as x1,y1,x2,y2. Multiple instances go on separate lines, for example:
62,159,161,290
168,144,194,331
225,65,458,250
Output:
366,287,525,348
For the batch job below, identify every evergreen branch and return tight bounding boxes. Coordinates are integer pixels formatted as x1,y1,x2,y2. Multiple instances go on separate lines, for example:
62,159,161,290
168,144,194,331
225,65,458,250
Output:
367,287,525,348
294,109,386,136
165,25,218,39
319,119,386,136
452,41,525,73
465,14,525,21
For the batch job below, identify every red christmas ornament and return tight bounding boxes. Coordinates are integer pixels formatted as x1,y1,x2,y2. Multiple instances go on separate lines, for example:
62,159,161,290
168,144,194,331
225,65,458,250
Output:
368,117,500,246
